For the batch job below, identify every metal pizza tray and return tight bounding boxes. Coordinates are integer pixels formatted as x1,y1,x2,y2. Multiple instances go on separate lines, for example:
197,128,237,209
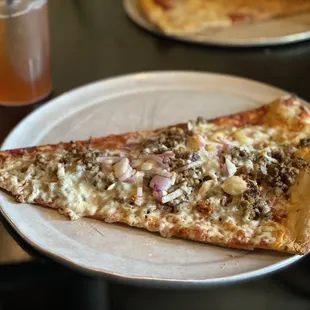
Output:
0,71,305,286
123,0,310,47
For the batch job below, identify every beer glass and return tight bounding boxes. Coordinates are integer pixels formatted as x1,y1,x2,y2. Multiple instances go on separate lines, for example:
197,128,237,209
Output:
0,0,52,106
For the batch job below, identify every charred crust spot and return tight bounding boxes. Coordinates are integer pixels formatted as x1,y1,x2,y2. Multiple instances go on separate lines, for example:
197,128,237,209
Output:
298,138,310,148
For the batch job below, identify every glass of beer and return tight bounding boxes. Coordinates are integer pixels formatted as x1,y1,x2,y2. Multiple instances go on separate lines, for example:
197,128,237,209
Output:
0,0,52,106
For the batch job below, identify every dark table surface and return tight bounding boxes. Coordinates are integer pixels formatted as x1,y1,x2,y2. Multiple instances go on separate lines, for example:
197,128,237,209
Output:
1,0,310,283
1,2,310,309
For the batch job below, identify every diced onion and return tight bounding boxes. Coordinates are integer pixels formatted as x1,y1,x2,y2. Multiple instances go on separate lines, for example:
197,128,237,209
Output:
161,189,183,204
141,160,155,171
131,159,143,168
170,172,176,185
136,172,144,197
107,182,117,190
124,173,137,184
225,158,237,177
197,180,214,199
140,154,166,168
114,158,133,181
198,148,210,159
150,175,172,192
119,168,135,182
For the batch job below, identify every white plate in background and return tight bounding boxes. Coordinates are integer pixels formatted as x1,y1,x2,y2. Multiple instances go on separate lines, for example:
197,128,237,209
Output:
124,0,310,47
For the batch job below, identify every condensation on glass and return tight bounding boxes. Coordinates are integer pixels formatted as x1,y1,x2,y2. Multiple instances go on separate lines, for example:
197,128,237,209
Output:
0,0,51,106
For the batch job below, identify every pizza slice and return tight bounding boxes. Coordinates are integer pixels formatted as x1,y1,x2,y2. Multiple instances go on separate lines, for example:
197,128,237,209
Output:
0,96,310,254
140,0,310,35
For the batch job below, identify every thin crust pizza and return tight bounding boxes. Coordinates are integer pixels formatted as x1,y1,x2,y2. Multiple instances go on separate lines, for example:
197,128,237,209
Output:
140,0,310,35
0,96,310,254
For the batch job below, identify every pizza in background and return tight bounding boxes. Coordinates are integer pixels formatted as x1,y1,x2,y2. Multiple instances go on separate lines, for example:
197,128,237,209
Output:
140,0,310,35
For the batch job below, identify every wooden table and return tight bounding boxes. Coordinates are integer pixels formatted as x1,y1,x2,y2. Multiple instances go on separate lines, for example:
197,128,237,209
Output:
1,0,310,264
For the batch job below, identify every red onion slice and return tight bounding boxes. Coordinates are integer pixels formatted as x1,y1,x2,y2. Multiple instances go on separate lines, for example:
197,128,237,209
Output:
150,175,172,192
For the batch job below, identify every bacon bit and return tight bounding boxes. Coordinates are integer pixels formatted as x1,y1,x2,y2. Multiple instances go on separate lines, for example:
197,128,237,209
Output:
154,0,172,10
196,202,215,214
229,13,253,24
161,189,183,204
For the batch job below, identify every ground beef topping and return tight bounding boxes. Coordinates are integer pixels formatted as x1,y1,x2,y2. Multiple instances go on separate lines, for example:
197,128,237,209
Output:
258,148,308,196
143,127,187,153
241,180,272,221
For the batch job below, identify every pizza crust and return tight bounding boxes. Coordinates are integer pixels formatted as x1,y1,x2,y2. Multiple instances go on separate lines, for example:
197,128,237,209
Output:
285,149,310,254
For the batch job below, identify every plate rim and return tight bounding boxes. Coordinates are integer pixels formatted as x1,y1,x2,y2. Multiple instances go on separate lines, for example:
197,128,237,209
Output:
123,0,310,47
0,70,305,286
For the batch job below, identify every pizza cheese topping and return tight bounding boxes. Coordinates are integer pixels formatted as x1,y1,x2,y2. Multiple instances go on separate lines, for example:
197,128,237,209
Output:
2,122,308,225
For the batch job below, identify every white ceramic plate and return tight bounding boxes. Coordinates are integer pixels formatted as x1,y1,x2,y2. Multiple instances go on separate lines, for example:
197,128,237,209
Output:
124,0,310,47
0,72,304,285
